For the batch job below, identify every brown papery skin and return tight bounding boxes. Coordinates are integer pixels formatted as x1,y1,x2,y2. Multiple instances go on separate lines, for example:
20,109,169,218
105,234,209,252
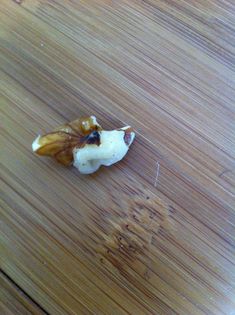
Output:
34,117,102,165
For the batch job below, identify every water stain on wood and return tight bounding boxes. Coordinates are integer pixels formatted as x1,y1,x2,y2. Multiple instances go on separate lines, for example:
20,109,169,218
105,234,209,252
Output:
96,195,175,278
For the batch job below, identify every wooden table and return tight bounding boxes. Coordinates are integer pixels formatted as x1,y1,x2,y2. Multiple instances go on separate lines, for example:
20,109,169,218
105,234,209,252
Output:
1,1,235,314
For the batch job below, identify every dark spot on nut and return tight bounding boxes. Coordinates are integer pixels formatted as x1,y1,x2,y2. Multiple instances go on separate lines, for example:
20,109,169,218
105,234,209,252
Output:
85,131,100,146
123,128,133,145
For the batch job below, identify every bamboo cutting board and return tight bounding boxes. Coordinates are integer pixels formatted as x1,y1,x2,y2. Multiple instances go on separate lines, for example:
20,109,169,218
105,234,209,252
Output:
1,0,235,314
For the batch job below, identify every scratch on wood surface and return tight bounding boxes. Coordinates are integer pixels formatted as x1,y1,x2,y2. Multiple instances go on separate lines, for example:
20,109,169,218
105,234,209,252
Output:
154,162,160,188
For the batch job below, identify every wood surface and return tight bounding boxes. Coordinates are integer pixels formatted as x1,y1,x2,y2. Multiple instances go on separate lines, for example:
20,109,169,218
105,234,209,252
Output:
0,271,46,315
1,0,235,314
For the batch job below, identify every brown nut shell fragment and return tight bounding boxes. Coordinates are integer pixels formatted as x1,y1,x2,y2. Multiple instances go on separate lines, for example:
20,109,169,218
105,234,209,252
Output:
32,116,102,166
56,116,102,136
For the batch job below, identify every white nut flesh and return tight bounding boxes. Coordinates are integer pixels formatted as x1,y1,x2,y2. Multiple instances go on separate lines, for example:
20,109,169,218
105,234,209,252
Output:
32,135,41,152
73,127,135,174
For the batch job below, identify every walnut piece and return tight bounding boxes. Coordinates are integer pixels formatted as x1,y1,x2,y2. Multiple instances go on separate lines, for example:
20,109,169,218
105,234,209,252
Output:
32,116,135,174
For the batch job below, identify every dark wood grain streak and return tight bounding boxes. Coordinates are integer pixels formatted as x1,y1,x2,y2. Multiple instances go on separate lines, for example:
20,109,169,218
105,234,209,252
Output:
0,271,47,315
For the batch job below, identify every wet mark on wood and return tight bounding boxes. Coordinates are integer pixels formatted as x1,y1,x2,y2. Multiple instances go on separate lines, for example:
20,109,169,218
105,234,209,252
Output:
96,194,175,278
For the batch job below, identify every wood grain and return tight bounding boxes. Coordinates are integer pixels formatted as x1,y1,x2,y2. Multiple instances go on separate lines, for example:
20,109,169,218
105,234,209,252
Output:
0,0,235,314
0,271,46,315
